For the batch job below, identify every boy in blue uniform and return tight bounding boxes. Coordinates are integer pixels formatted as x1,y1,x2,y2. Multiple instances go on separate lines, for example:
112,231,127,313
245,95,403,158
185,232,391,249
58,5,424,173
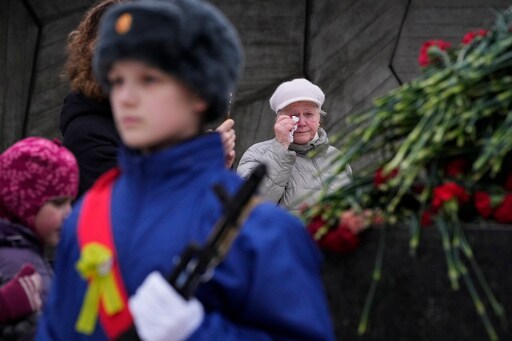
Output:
36,0,335,340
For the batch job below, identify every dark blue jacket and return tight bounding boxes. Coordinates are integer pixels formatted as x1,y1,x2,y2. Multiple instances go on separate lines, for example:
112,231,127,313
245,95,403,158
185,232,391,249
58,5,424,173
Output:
36,134,335,340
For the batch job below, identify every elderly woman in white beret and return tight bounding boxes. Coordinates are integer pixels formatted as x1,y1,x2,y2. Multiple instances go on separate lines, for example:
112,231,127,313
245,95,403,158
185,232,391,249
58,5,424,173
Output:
238,78,352,211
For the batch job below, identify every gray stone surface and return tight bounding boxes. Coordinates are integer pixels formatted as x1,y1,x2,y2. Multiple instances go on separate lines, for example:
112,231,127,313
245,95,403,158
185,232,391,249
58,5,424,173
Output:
2,0,511,157
26,0,92,23
322,224,512,340
26,11,87,139
0,0,38,151
392,1,510,83
212,0,306,100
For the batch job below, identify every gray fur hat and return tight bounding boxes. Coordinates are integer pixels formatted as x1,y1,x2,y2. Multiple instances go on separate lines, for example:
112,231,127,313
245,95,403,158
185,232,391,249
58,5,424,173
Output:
93,0,243,122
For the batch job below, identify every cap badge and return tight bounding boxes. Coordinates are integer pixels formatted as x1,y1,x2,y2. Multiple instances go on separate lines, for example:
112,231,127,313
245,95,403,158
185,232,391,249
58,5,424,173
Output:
115,12,132,35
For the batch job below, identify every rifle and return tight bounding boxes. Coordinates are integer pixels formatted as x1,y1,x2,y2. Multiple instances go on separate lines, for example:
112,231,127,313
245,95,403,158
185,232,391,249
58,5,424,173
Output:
117,163,267,339
168,163,266,298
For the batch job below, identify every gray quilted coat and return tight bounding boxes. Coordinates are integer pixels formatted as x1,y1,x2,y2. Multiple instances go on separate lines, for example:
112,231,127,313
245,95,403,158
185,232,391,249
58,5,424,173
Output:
237,128,351,211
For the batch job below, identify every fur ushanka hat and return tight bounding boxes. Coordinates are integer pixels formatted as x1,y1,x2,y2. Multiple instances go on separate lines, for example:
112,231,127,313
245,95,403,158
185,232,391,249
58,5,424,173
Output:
93,0,243,122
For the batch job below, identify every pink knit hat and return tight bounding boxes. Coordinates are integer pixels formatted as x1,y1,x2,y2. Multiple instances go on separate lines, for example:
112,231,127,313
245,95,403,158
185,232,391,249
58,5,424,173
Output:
0,137,79,230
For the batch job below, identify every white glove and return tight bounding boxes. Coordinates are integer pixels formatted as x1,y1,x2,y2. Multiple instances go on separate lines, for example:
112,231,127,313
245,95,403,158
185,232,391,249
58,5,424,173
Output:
289,116,299,143
128,271,204,341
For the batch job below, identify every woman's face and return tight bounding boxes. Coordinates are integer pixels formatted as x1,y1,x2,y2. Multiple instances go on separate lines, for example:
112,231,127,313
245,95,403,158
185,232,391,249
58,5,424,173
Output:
108,60,206,153
279,101,321,144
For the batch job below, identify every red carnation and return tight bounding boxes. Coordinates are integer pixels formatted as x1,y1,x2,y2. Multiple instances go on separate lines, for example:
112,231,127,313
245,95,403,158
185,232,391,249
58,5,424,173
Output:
445,158,469,178
374,167,399,187
340,209,367,234
494,194,512,223
474,191,493,218
418,40,451,67
319,224,360,253
462,29,488,45
307,214,328,237
431,182,469,212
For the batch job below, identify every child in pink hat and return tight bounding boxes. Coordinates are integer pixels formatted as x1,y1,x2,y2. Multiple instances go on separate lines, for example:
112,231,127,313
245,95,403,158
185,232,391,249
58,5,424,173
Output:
0,137,78,338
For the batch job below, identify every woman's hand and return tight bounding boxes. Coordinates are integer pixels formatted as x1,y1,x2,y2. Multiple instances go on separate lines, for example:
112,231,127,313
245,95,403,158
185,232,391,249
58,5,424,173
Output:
274,115,297,149
215,118,236,168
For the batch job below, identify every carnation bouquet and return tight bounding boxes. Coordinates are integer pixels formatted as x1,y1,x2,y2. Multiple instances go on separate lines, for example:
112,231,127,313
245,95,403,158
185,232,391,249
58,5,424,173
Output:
302,6,512,340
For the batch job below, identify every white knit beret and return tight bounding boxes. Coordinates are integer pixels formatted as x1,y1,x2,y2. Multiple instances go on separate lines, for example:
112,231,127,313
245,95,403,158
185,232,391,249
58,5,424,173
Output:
269,78,325,114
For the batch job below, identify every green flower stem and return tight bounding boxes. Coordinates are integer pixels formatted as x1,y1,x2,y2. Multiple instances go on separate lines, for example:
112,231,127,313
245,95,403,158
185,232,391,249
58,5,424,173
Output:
457,226,507,328
386,104,444,172
457,257,499,341
357,226,386,335
408,214,421,257
417,68,451,88
436,216,459,290
388,165,421,213
473,111,512,179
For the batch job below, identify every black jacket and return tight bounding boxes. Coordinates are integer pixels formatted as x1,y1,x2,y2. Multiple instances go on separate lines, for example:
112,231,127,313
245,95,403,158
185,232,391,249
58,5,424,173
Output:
59,91,121,197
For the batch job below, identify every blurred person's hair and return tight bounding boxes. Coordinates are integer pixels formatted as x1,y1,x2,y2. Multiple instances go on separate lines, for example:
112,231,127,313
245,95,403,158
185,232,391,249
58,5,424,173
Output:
64,0,126,101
